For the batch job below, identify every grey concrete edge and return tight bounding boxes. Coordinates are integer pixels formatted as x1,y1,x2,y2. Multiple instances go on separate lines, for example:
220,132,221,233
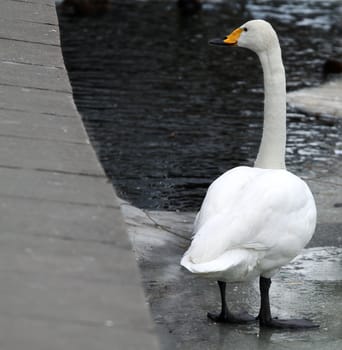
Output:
0,0,161,349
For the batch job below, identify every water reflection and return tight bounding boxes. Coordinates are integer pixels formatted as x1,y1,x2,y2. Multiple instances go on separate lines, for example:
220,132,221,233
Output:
58,0,342,210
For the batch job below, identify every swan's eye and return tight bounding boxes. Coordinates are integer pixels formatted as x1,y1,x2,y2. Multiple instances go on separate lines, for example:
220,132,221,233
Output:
244,27,248,32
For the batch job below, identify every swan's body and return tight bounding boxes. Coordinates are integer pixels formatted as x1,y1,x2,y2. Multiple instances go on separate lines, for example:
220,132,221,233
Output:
181,166,316,281
180,20,318,329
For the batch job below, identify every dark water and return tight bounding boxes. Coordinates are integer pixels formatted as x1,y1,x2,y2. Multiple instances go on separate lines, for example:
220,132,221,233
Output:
58,0,342,210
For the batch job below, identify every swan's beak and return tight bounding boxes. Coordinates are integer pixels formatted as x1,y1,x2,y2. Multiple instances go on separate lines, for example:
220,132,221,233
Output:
208,38,227,46
209,28,243,47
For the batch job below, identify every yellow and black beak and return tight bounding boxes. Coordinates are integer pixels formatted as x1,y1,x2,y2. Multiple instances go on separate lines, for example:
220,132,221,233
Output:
209,27,243,47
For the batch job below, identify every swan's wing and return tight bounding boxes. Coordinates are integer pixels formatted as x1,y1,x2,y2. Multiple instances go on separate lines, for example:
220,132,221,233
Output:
184,169,316,265
194,166,259,233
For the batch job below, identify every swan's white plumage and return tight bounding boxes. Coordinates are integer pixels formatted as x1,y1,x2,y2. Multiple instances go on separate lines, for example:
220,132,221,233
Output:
181,20,317,283
181,166,316,281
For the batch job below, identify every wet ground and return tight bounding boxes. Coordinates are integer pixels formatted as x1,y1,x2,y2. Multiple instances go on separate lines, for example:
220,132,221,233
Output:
121,200,342,350
58,0,342,211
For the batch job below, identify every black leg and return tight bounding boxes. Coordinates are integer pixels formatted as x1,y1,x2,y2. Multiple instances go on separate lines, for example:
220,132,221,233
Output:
258,276,319,329
207,280,255,324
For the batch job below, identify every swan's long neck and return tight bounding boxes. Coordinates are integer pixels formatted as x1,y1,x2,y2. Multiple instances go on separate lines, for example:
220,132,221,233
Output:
254,45,286,169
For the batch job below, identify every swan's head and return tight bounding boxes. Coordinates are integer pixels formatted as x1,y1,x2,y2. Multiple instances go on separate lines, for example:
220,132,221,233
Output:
209,20,279,53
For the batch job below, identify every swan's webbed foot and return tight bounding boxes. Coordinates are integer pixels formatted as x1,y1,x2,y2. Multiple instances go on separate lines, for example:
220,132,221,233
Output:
259,317,319,329
258,276,319,330
208,310,255,324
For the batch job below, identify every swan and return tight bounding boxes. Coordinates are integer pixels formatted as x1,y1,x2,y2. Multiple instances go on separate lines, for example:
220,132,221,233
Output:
180,20,318,329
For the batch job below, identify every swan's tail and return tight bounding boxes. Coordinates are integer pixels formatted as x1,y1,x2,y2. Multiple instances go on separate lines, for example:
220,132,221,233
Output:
180,249,259,282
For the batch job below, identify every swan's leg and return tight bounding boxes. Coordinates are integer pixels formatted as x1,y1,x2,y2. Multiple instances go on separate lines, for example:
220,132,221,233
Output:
207,280,255,324
258,276,319,329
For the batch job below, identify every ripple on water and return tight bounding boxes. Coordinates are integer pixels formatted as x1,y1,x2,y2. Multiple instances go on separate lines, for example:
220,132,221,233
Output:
58,0,342,210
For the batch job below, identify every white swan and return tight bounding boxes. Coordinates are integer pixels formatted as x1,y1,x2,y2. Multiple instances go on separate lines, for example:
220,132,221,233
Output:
180,20,318,329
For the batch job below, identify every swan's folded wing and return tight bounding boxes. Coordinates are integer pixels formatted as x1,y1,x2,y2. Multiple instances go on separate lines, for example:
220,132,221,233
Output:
194,166,259,233
185,208,267,264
